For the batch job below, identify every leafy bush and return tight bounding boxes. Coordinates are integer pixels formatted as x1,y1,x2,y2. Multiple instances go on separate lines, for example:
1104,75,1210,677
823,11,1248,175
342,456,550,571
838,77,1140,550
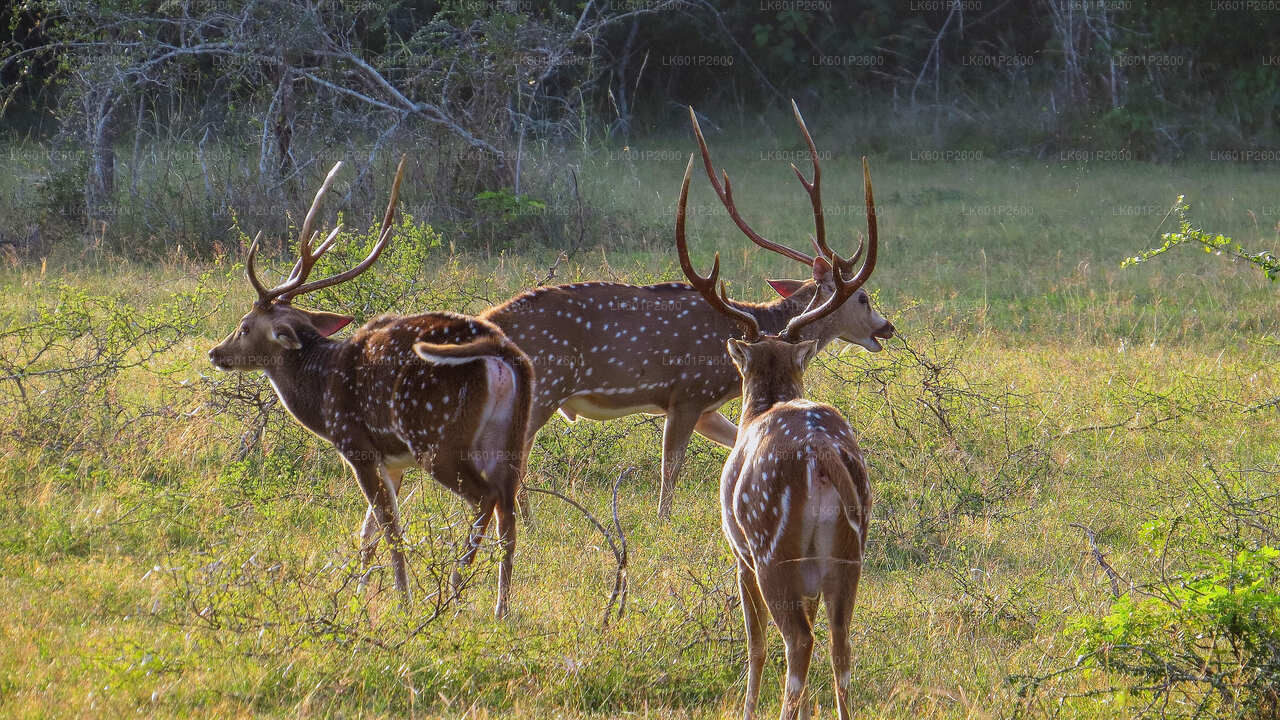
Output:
33,159,87,221
0,279,216,456
469,188,549,252
1069,543,1280,718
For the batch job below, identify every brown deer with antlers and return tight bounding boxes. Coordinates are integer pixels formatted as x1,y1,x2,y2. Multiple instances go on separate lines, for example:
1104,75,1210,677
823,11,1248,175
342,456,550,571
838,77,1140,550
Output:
208,159,533,618
484,102,893,519
675,150,877,719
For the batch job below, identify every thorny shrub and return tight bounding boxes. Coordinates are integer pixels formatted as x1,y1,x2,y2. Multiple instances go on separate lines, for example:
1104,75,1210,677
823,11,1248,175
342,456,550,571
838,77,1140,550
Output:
1017,467,1280,718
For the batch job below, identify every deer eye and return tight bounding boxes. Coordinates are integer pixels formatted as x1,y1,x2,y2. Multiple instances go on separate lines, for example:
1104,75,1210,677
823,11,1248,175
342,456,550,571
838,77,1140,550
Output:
239,324,250,336
858,295,869,305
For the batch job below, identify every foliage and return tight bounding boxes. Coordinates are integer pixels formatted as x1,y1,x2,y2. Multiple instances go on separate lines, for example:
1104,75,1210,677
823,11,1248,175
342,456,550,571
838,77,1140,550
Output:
473,189,547,220
275,210,444,315
1123,196,1280,281
469,188,550,251
0,0,667,252
0,278,217,455
1068,542,1280,717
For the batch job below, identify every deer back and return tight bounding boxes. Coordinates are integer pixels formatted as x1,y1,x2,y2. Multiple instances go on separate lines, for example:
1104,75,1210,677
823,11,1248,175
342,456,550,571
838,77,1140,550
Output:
484,281,812,415
722,399,870,578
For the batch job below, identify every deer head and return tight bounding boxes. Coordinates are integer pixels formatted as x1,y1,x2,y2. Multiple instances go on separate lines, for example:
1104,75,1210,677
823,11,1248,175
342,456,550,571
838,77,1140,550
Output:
209,158,406,372
688,103,894,352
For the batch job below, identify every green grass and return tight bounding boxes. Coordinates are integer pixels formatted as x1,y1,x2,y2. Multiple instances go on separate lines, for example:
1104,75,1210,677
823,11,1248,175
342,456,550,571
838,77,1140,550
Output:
1,150,1278,718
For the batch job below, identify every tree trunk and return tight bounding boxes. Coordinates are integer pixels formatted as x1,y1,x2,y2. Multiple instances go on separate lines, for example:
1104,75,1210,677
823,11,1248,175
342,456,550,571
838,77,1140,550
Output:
86,89,118,222
274,66,295,178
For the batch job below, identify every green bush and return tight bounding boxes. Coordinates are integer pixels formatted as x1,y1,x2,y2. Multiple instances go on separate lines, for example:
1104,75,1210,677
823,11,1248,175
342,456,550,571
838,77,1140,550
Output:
1069,539,1280,717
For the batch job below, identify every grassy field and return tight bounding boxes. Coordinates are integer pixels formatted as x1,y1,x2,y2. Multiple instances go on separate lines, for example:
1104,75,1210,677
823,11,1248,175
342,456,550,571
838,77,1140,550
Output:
1,149,1278,718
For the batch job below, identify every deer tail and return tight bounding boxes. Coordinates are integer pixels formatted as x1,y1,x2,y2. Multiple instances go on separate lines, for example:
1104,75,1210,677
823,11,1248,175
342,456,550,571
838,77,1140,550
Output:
412,337,511,365
413,332,535,491
807,445,869,538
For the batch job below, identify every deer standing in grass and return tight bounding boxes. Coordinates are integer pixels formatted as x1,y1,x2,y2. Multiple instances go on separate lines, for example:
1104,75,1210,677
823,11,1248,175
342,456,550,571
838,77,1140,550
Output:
208,158,533,618
484,102,893,518
675,150,877,719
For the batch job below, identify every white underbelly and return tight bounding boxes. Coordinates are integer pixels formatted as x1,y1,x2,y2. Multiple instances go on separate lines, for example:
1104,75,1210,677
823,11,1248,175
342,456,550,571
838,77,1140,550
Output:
559,394,664,422
384,452,417,471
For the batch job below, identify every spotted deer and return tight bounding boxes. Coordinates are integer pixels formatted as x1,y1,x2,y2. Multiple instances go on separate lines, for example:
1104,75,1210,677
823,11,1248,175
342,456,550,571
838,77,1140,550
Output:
208,159,533,618
483,101,893,519
676,151,877,720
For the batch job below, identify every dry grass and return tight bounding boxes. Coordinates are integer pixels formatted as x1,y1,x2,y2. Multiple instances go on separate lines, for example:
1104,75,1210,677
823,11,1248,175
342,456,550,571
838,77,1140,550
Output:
0,153,1277,718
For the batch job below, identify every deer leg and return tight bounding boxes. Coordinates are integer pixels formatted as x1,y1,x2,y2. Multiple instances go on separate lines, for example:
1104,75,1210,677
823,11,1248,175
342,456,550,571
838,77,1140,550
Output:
359,505,378,563
358,467,405,588
658,407,700,520
824,581,857,720
825,544,864,720
493,496,517,619
350,461,411,602
379,465,411,598
759,570,816,720
738,561,769,720
694,410,739,448
452,496,496,594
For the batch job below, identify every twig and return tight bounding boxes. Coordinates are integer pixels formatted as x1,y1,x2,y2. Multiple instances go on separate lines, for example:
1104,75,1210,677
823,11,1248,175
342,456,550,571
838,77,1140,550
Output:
1070,522,1126,598
537,252,568,287
608,468,630,622
526,467,632,629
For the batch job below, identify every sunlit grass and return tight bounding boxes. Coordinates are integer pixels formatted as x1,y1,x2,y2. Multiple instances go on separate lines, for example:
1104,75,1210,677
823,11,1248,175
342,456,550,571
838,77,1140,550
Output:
0,153,1277,718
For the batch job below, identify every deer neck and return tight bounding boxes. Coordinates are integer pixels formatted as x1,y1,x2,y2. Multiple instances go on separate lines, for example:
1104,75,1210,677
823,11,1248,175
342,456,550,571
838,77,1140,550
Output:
262,333,344,439
739,374,805,425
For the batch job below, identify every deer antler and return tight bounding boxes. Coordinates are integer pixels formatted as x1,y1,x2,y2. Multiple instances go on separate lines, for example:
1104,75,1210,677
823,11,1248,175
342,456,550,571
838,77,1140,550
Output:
246,161,344,305
246,156,407,306
675,154,761,342
781,157,878,340
789,100,862,277
687,106,816,268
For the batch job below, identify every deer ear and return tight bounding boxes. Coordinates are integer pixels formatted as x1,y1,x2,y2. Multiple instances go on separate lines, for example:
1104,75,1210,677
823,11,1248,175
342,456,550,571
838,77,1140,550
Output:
766,278,805,298
300,309,354,337
811,256,833,282
725,338,749,370
270,324,302,350
794,339,820,368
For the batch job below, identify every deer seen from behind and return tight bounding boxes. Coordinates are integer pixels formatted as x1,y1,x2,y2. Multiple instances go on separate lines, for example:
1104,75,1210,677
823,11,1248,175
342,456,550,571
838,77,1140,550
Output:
675,151,878,719
208,158,533,618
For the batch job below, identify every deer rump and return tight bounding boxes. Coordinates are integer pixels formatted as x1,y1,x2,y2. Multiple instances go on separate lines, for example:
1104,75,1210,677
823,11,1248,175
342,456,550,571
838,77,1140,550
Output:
339,313,533,491
729,436,868,596
410,335,533,480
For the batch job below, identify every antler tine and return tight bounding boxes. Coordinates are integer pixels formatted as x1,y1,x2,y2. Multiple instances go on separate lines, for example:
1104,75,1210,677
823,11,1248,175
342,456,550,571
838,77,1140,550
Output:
297,162,344,255
245,231,271,304
789,100,830,259
790,99,860,279
311,224,345,259
807,233,864,269
279,154,408,301
687,106,814,267
781,157,878,340
675,153,760,341
854,156,878,285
